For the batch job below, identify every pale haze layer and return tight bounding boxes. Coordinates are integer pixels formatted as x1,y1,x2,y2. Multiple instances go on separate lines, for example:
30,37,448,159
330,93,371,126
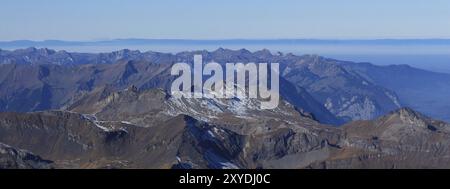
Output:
1,0,450,40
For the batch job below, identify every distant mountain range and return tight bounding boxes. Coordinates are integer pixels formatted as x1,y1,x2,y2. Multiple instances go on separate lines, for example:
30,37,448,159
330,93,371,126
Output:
1,47,449,123
1,47,450,168
1,39,450,48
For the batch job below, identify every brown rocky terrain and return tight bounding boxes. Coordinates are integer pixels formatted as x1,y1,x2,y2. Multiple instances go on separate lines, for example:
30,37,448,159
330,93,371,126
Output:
0,87,448,169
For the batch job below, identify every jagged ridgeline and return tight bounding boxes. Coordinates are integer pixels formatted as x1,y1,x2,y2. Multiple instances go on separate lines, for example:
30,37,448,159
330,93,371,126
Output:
1,48,450,168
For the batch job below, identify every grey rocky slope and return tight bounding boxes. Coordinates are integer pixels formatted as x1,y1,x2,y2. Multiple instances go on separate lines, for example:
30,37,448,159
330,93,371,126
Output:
309,108,450,168
0,86,449,168
0,142,53,169
0,87,342,168
280,55,401,122
340,62,450,122
0,59,174,112
67,86,319,127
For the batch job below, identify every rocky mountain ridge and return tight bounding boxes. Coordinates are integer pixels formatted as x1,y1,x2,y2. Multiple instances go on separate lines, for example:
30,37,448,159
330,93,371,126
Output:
0,85,449,168
0,48,412,125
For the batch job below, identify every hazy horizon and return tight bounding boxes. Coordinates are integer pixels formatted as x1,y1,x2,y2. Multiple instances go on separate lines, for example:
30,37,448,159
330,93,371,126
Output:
2,0,450,40
3,38,450,42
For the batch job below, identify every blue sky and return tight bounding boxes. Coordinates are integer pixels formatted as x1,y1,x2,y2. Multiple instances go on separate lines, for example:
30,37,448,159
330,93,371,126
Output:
1,0,450,40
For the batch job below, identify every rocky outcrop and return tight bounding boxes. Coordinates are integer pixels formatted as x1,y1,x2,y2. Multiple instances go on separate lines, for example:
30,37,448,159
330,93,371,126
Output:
308,108,450,168
0,143,53,169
